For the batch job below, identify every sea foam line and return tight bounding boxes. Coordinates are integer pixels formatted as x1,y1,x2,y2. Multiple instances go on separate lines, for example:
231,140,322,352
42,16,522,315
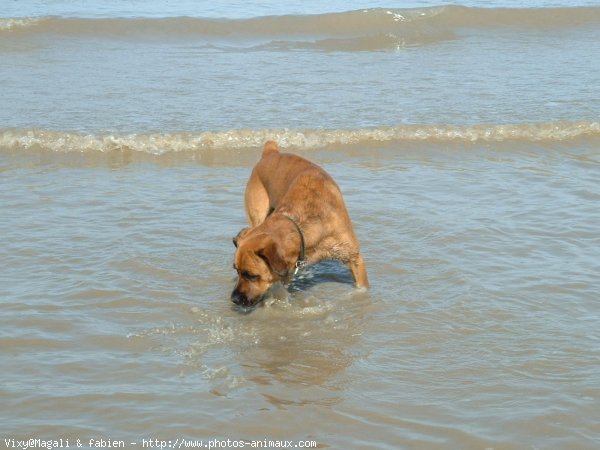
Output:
1,122,598,155
0,17,44,31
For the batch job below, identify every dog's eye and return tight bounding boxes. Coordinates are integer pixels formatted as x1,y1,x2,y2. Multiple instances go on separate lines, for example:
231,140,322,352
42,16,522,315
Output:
242,271,259,282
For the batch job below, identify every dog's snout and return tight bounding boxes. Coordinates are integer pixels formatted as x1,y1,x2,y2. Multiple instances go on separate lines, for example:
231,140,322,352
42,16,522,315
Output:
231,288,254,308
231,288,244,305
231,286,265,310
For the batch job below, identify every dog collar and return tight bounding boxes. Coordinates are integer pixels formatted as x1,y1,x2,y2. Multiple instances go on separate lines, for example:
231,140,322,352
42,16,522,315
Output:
282,213,307,274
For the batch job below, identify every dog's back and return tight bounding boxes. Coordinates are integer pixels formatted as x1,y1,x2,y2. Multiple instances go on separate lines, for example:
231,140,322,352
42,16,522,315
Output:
252,142,337,211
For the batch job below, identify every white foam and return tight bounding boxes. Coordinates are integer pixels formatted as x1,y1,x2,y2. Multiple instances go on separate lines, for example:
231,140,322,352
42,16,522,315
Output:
0,17,43,31
2,121,598,157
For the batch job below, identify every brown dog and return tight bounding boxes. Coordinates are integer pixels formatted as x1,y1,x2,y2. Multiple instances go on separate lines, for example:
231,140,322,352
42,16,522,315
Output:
231,141,369,307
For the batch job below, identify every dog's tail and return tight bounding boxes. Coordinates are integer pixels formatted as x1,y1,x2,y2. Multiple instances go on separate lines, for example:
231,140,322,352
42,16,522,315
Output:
262,140,280,158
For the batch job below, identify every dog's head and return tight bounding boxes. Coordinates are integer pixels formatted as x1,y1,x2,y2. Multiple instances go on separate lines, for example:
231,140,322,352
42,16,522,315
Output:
231,229,290,308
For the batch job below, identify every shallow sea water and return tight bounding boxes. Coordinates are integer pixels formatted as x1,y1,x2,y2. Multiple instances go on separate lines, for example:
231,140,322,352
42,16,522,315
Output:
2,140,599,448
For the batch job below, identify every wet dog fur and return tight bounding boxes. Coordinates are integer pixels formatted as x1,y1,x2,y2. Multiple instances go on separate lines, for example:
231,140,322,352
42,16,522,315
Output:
231,141,369,307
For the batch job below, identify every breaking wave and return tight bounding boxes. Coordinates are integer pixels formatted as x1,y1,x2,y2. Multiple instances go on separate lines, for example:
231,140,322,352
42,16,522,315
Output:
2,6,599,51
2,122,598,156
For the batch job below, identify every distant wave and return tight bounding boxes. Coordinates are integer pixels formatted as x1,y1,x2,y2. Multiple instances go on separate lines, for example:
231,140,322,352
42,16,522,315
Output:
2,6,599,51
2,122,598,156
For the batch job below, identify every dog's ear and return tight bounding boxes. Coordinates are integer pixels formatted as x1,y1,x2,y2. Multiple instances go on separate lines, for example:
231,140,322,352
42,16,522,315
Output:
256,239,289,278
233,227,251,248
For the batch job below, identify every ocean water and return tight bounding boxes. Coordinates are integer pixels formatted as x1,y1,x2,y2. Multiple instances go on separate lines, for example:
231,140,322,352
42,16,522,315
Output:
1,1,599,449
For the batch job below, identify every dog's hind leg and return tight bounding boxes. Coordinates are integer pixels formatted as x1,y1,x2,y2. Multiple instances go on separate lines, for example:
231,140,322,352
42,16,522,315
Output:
244,171,270,227
348,253,369,288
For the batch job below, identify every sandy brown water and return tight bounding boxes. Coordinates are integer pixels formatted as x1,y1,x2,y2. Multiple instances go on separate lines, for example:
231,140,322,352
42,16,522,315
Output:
1,139,598,449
